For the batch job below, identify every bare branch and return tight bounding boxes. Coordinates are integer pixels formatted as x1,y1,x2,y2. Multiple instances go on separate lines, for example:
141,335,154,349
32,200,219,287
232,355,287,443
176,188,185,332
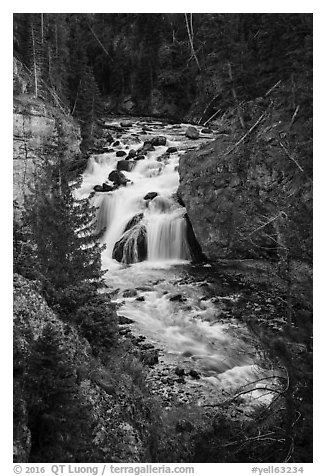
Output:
265,80,282,97
184,13,201,71
224,111,266,156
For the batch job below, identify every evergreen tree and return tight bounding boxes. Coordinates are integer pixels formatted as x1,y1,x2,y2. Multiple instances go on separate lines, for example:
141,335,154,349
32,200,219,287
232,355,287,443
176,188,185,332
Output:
21,130,104,307
27,324,93,462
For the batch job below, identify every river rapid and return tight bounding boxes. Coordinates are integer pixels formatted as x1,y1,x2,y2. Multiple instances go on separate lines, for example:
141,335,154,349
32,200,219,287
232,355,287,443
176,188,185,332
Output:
76,117,281,409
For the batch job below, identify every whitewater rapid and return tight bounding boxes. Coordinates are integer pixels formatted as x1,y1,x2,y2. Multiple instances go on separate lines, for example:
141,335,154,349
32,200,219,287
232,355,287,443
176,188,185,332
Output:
76,118,281,406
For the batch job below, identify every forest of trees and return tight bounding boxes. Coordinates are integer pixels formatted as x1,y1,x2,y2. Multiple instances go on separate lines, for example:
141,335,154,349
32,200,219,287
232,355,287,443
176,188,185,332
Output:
13,13,312,141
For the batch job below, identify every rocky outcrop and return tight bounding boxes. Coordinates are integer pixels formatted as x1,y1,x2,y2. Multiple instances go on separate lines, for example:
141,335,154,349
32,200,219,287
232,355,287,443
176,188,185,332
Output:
13,103,80,208
13,274,158,463
179,108,312,261
13,58,81,209
178,134,278,260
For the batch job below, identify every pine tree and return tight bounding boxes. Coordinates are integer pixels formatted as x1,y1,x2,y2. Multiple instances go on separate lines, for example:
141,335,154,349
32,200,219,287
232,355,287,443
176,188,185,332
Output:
21,130,105,306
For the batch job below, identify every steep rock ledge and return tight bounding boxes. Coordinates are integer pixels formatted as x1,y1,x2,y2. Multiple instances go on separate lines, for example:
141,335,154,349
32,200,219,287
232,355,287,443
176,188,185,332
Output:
178,111,312,261
13,97,81,207
13,59,81,208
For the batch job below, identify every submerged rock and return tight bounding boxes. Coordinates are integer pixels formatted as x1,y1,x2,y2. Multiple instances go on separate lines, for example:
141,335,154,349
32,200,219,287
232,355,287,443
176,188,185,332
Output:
122,289,137,298
185,126,199,139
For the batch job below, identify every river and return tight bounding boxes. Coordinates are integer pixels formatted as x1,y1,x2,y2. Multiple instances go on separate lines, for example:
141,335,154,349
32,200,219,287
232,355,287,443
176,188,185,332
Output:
76,117,281,409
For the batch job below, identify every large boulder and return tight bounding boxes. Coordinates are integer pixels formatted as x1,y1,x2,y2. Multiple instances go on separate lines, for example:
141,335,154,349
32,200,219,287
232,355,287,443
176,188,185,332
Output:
116,150,127,157
185,126,199,139
112,224,147,264
117,160,136,172
108,170,129,186
124,213,144,233
151,136,167,146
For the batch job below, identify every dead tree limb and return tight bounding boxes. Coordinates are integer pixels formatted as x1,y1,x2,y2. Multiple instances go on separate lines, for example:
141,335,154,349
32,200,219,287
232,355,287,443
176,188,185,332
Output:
289,105,300,130
87,23,113,61
224,111,266,156
203,108,221,126
265,80,282,97
184,13,201,71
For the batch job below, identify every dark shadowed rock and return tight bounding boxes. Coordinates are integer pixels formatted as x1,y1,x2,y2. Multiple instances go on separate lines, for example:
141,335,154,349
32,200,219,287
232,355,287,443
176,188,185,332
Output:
127,149,137,158
134,155,145,161
185,214,206,263
102,183,114,192
166,146,178,154
144,192,158,201
201,128,212,134
108,170,129,186
116,150,127,157
113,140,120,147
124,213,144,233
112,224,147,264
151,136,167,146
175,367,185,376
93,185,103,192
117,160,136,172
169,294,187,302
122,289,137,298
185,126,199,139
118,315,134,325
189,369,200,379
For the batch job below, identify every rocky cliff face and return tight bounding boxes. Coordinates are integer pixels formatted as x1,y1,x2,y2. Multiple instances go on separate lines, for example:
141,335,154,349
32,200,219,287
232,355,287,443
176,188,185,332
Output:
13,59,81,208
178,106,312,261
13,274,157,462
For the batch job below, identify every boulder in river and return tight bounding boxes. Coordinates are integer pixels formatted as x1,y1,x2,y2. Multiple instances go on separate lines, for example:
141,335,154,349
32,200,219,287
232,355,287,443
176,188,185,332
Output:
117,160,136,172
169,294,187,302
166,146,178,154
102,183,114,192
134,155,145,161
108,170,129,186
151,136,167,146
122,289,138,298
185,126,199,139
124,213,144,233
144,192,158,201
93,185,103,192
112,224,147,264
113,140,120,147
201,128,212,134
120,120,133,127
127,149,137,158
116,150,127,157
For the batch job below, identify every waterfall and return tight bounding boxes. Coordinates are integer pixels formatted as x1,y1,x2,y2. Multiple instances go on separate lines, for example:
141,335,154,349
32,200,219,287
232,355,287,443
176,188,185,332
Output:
147,212,190,261
77,120,195,264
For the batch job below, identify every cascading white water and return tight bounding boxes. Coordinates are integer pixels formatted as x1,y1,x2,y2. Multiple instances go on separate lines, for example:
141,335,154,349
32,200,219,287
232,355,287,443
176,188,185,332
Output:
75,119,282,407
77,127,191,264
147,211,190,261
